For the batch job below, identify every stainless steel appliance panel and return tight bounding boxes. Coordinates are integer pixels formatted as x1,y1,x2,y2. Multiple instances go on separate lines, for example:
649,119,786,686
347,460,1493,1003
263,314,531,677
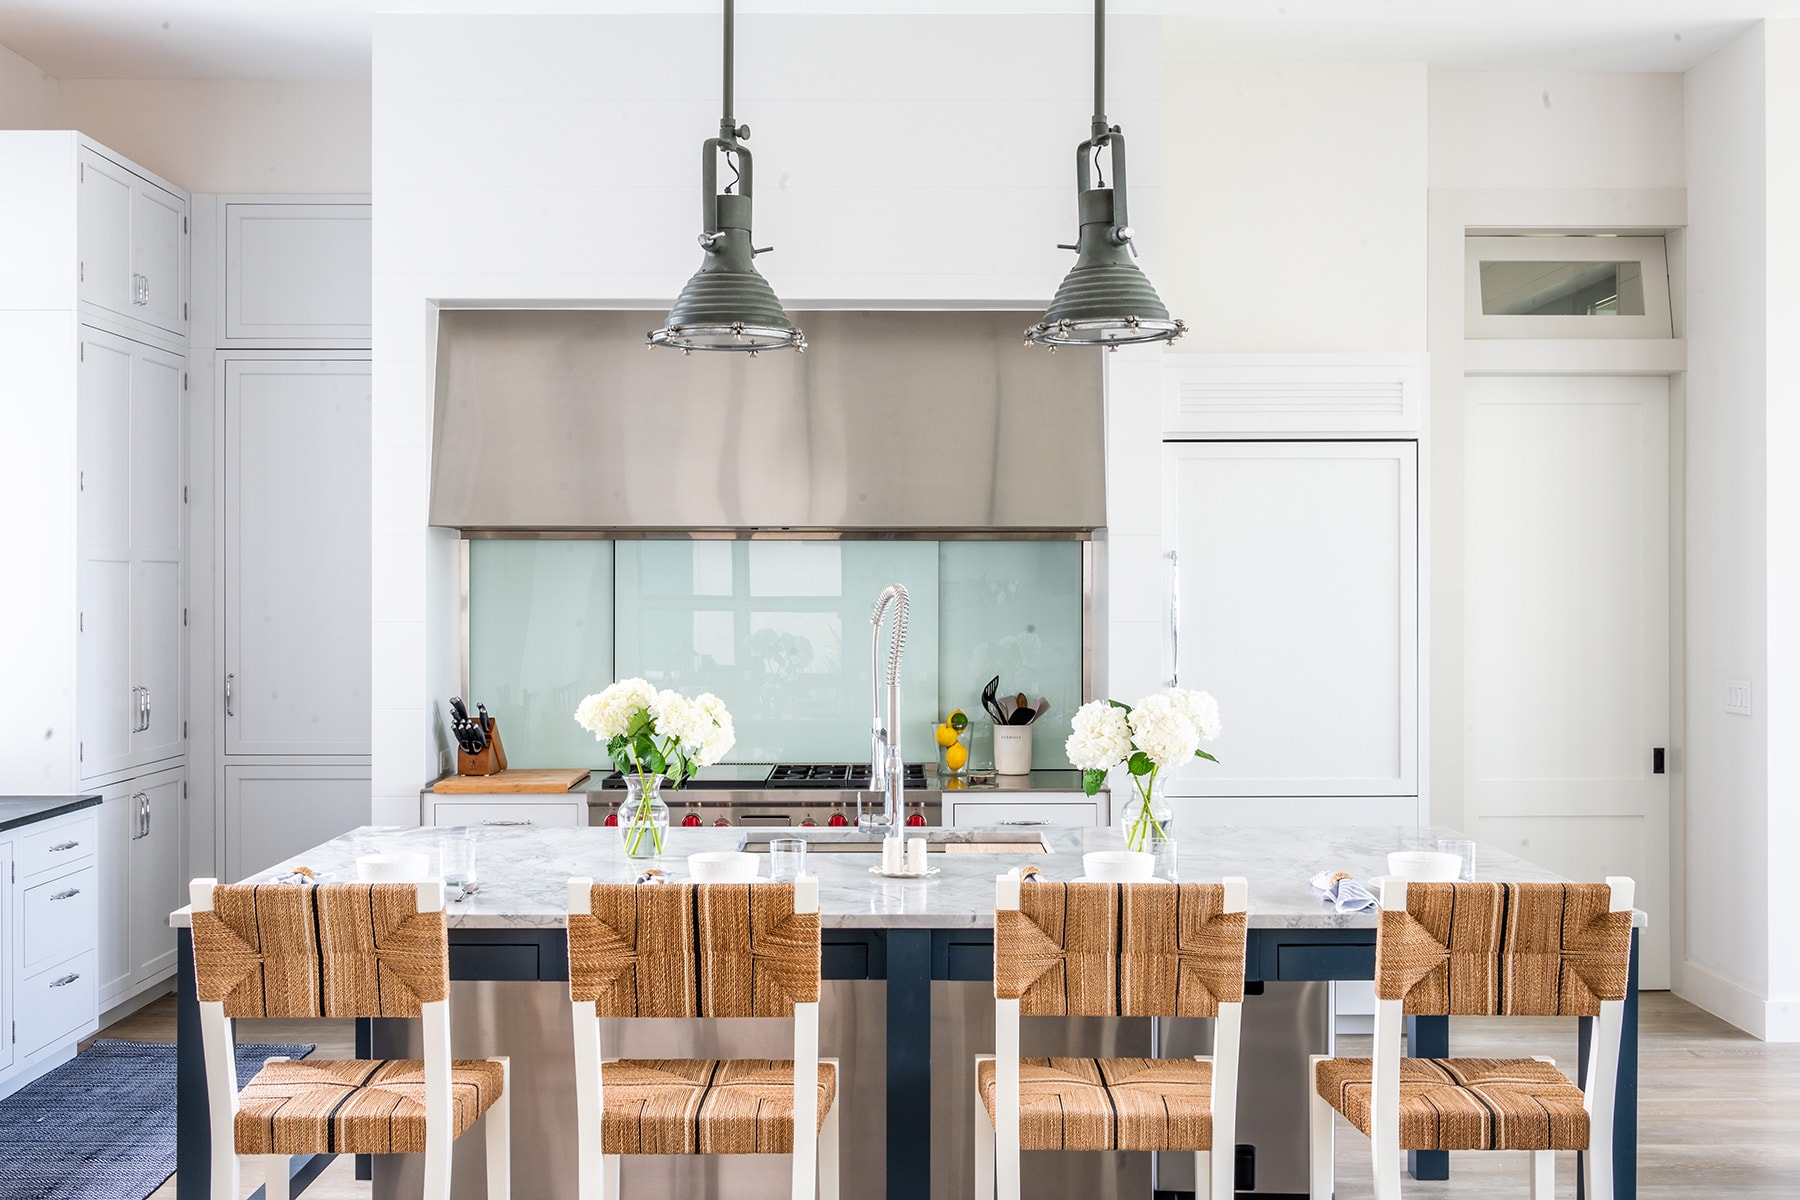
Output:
375,979,886,1200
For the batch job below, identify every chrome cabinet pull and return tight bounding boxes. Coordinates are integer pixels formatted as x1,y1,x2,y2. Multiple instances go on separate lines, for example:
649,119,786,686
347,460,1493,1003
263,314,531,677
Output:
1163,548,1180,688
481,819,532,826
224,673,235,716
132,793,149,840
50,888,81,901
141,685,152,731
998,819,1050,826
48,841,79,853
50,973,80,988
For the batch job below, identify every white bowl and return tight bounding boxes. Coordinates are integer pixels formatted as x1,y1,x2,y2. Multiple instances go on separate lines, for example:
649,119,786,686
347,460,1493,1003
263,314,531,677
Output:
356,852,432,883
688,851,758,883
1386,850,1462,882
1082,850,1155,883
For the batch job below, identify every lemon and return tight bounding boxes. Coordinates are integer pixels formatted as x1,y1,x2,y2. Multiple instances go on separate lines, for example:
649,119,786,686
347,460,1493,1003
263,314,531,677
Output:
935,723,959,748
945,743,969,772
948,709,968,732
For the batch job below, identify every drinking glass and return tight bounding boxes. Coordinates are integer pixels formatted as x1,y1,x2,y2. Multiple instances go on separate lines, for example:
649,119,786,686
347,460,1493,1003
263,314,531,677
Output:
1437,838,1477,882
769,837,807,883
441,833,478,896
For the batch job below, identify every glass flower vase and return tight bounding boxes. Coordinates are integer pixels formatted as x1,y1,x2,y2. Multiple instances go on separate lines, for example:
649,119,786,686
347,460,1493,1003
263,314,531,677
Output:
617,773,670,859
1120,773,1175,857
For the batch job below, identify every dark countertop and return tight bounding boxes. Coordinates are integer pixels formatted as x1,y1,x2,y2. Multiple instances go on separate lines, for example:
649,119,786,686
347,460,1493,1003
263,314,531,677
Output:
0,794,103,834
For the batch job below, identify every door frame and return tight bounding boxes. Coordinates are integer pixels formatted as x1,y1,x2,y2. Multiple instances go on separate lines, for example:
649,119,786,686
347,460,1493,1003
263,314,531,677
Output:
1429,186,1687,989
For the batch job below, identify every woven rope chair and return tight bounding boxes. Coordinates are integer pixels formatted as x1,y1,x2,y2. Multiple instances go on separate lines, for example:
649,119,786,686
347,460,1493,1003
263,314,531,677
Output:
188,879,509,1200
565,876,838,1200
976,873,1250,1200
1308,877,1635,1200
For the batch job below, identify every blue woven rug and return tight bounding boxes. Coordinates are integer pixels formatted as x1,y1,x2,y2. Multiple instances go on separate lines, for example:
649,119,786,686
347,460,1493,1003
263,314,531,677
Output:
0,1038,314,1200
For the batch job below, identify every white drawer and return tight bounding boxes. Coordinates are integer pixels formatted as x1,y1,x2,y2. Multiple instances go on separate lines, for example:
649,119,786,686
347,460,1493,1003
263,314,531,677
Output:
429,801,583,829
22,865,98,972
17,950,98,1058
948,801,1103,828
16,811,98,879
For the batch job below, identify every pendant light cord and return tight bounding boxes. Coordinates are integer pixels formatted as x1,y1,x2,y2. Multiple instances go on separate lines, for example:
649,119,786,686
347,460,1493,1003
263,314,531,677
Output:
722,0,735,132
1091,0,1107,138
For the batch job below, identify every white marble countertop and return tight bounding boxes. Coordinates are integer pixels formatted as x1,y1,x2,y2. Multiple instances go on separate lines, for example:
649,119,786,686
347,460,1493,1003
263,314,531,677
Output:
172,823,1592,932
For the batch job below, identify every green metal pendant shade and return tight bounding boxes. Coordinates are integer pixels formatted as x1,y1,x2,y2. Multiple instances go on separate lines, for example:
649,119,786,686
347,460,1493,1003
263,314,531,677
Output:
649,1,803,355
1027,0,1186,350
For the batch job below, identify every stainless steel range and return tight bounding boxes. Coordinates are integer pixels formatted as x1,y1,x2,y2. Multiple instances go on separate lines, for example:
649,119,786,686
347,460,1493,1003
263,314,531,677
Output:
587,762,938,828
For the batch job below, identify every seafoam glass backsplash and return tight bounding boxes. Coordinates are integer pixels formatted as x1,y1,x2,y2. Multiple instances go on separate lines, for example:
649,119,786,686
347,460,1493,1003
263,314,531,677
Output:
468,539,1081,770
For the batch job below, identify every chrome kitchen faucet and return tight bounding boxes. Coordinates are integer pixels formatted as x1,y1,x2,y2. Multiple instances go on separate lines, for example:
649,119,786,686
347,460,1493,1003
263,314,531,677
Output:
866,583,910,837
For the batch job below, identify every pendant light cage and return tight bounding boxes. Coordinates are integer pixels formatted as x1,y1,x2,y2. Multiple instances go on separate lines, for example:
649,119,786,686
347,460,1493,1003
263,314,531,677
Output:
650,0,804,354
1027,0,1185,350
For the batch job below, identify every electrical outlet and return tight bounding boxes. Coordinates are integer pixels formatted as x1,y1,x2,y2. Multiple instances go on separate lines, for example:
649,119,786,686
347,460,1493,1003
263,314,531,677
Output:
1725,679,1752,716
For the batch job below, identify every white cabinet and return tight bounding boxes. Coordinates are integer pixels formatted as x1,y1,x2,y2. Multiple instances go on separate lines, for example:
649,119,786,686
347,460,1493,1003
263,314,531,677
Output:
422,797,587,829
96,766,184,1008
1,805,100,1097
0,843,10,1076
1162,441,1419,806
945,797,1107,828
225,764,370,881
223,357,371,755
77,327,185,781
77,144,188,339
222,201,371,346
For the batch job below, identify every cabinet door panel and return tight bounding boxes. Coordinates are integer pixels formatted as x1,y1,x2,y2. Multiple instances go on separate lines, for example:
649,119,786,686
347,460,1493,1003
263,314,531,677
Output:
95,788,134,1006
130,770,183,984
78,558,132,779
225,203,372,344
225,359,372,755
0,847,11,1073
77,333,132,554
132,559,183,765
225,765,370,881
1162,441,1418,797
77,149,133,317
131,180,186,336
129,347,183,559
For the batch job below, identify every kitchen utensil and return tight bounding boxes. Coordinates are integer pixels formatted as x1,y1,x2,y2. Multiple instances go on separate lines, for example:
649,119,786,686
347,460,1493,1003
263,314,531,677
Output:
1008,698,1035,725
688,851,758,883
1032,697,1051,723
997,695,1017,722
1386,850,1462,882
981,676,1005,724
355,852,432,882
1083,850,1155,882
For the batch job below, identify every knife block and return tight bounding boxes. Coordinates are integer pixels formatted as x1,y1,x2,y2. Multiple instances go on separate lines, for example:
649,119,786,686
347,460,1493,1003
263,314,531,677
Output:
457,722,508,777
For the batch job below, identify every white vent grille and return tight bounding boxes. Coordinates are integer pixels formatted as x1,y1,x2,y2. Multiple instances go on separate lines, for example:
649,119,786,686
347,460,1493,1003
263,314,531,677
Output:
1162,355,1424,437
1174,379,1406,417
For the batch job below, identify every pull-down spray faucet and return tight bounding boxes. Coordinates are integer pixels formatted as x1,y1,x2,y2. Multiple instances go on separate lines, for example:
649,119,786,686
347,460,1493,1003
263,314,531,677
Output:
867,583,910,836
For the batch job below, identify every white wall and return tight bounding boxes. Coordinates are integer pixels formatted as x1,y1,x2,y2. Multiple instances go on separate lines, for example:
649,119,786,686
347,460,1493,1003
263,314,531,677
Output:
1162,49,1428,353
0,40,57,128
55,80,370,194
370,12,1163,824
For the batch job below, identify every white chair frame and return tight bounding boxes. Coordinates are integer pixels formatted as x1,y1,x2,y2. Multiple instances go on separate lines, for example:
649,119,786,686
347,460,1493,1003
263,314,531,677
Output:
189,878,512,1200
566,876,839,1200
1308,875,1635,1200
975,874,1248,1200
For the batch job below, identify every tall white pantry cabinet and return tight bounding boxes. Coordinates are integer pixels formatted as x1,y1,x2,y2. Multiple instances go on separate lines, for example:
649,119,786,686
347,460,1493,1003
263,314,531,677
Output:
0,132,191,1059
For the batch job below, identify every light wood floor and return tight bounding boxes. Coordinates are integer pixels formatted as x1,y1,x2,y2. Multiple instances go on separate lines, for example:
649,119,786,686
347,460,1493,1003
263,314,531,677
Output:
105,991,1799,1199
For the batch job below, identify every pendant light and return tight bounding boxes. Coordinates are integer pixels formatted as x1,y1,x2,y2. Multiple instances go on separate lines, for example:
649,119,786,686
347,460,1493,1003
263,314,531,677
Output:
1026,0,1185,350
649,0,804,354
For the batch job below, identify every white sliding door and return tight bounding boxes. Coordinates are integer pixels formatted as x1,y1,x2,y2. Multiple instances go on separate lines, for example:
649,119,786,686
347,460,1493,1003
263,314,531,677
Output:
1465,374,1670,987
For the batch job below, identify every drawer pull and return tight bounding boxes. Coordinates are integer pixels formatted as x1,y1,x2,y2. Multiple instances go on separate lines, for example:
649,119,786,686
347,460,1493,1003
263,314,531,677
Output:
49,841,80,852
49,973,81,989
50,888,81,901
998,819,1050,826
481,819,532,826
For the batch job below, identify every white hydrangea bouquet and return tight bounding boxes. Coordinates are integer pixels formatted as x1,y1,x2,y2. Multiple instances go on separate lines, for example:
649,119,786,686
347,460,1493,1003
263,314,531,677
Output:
1065,688,1221,852
575,678,735,856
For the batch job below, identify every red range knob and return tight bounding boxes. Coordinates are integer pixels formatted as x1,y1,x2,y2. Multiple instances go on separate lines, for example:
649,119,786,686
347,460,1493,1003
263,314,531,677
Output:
682,813,703,827
602,811,619,827
828,812,849,827
714,818,731,827
800,817,818,827
906,812,927,827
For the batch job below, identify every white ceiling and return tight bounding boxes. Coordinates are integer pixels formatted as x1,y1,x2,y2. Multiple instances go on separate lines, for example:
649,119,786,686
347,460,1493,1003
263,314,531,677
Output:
2,0,1797,81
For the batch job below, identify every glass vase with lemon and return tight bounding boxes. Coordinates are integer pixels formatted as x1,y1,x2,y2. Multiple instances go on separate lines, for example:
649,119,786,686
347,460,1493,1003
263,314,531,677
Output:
935,709,971,777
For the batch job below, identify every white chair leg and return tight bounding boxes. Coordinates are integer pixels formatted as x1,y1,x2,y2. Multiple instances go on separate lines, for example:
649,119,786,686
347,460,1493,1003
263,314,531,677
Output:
601,1154,620,1200
263,1157,290,1200
974,1059,996,1200
423,1135,452,1200
820,1093,840,1200
214,1150,240,1200
1586,1124,1614,1200
1194,1151,1213,1200
486,1058,511,1199
1531,1150,1555,1198
1308,1055,1335,1200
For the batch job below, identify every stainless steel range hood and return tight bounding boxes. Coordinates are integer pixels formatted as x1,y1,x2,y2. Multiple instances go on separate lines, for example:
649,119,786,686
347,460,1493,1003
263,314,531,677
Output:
429,309,1105,536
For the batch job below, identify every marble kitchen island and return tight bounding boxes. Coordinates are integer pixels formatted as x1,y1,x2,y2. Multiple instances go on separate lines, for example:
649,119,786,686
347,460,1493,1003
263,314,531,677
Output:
172,825,1642,1200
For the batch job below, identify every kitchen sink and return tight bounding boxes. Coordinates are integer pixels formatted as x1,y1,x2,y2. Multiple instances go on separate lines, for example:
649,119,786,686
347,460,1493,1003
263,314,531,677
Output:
739,831,1049,854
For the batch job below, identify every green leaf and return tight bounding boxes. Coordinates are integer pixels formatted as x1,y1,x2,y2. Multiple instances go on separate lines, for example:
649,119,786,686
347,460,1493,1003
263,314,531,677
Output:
647,746,667,775
1081,768,1107,796
1107,698,1132,713
1127,751,1153,777
627,710,650,737
1194,749,1219,763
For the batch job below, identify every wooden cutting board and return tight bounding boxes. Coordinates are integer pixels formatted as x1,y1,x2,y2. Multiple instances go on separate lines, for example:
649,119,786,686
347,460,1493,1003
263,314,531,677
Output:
433,769,591,794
